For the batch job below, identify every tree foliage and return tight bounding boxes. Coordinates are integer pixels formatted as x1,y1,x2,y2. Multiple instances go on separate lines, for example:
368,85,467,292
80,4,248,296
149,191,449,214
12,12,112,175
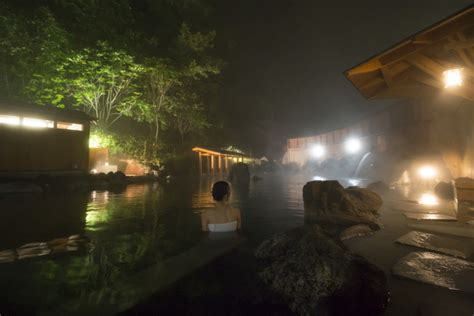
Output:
27,42,145,130
0,0,223,162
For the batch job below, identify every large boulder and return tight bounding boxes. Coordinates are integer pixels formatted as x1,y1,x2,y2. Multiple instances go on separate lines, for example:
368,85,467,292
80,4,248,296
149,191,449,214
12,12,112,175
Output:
228,162,250,184
255,225,388,315
303,181,383,230
366,181,390,195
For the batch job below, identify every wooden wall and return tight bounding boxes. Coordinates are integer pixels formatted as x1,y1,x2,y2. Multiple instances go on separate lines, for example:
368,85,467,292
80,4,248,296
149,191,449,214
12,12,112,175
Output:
0,124,89,173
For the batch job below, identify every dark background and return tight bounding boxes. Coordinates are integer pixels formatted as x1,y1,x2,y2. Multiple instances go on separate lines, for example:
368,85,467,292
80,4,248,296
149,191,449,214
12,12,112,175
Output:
213,0,474,157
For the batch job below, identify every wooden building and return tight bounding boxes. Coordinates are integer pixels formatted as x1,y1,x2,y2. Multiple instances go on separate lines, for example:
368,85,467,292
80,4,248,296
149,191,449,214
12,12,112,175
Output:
284,110,389,166
192,147,255,175
344,4,474,179
0,103,93,175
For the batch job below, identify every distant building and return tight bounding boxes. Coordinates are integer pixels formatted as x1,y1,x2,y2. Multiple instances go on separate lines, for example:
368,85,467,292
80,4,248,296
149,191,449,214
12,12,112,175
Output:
0,103,93,175
283,109,389,166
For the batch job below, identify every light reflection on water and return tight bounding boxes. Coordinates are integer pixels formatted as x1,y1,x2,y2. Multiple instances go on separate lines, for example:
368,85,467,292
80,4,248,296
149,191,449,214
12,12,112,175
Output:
0,174,305,313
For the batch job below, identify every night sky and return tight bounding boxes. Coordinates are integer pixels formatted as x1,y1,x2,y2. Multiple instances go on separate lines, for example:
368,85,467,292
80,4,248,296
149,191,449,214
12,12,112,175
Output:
214,0,474,156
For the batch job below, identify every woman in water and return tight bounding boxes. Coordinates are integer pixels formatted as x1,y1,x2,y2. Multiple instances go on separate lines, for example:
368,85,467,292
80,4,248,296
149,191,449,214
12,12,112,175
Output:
201,181,242,232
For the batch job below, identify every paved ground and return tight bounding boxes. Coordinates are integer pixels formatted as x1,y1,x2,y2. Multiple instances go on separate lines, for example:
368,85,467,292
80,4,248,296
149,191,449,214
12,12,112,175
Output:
344,190,474,316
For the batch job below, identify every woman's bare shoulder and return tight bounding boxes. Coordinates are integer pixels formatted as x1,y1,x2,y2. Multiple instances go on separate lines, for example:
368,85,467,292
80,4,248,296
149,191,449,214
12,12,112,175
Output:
230,207,241,215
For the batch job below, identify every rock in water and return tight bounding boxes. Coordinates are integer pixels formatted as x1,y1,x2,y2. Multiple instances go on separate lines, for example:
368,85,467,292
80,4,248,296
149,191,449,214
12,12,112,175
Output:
340,224,373,241
255,225,388,315
228,163,250,184
303,181,383,230
366,181,390,195
434,181,454,200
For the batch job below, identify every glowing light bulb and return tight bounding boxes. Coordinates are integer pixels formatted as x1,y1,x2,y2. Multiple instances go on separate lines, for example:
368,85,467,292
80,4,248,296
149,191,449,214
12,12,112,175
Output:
443,68,463,88
418,166,437,179
310,145,325,158
345,138,362,154
418,193,438,206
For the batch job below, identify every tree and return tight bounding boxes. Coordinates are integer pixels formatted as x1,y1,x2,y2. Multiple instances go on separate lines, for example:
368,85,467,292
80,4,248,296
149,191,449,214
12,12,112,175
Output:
140,23,221,145
141,60,181,143
0,6,69,98
27,42,145,131
171,91,210,141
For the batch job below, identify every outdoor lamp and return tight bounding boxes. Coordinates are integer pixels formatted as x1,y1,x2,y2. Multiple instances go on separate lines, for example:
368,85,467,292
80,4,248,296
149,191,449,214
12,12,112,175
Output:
310,144,325,159
418,192,438,206
443,68,463,88
344,138,362,154
418,165,437,180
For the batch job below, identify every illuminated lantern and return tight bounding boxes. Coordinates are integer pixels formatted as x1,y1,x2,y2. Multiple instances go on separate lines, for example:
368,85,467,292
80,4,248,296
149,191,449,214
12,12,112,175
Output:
443,68,463,88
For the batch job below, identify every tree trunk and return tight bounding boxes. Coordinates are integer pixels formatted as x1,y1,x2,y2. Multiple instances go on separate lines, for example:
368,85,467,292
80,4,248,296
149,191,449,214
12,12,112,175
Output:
154,117,160,144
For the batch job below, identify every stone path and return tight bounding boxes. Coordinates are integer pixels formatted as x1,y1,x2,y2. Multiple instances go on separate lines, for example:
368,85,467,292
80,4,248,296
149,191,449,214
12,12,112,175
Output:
396,231,473,258
392,251,474,293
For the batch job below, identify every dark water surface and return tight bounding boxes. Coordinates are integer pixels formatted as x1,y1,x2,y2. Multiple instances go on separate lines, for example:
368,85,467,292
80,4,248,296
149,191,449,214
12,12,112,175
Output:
0,174,306,314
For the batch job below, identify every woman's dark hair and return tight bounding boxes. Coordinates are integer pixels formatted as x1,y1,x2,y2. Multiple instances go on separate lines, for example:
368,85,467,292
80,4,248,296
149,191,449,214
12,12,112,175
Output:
212,181,231,201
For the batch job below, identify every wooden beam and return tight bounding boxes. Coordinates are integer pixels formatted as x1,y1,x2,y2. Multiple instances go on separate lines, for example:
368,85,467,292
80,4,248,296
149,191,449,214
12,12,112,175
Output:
379,42,427,67
380,67,394,87
346,59,382,76
446,34,473,67
445,39,474,50
456,32,473,67
406,53,445,78
413,73,474,101
359,77,386,90
380,62,412,87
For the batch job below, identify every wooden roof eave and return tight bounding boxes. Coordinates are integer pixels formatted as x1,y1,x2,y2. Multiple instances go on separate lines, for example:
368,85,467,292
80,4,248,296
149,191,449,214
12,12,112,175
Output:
344,4,474,99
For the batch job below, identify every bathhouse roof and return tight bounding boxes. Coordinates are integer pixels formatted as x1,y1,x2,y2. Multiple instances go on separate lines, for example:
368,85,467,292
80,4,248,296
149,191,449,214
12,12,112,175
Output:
345,4,474,101
0,101,94,123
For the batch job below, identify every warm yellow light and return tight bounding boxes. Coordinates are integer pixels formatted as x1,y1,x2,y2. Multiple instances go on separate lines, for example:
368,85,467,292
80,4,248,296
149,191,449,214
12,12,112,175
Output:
89,135,101,148
418,166,437,179
443,68,463,88
22,117,54,128
0,115,20,126
57,121,83,131
310,144,325,158
418,192,438,206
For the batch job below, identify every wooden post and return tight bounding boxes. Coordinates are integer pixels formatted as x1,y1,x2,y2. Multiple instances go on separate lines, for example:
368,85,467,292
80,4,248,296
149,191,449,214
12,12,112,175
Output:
198,152,203,175
207,155,211,175
211,155,215,175
218,155,222,174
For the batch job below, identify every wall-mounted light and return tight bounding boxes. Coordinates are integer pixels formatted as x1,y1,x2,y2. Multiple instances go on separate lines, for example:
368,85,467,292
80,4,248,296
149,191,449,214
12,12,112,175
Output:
22,117,54,128
418,165,437,180
0,115,20,126
344,138,362,154
443,68,463,88
310,144,325,159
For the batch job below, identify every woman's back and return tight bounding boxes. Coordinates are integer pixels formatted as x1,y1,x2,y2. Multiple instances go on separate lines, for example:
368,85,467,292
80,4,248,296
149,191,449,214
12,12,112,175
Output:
201,204,241,232
201,181,242,232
